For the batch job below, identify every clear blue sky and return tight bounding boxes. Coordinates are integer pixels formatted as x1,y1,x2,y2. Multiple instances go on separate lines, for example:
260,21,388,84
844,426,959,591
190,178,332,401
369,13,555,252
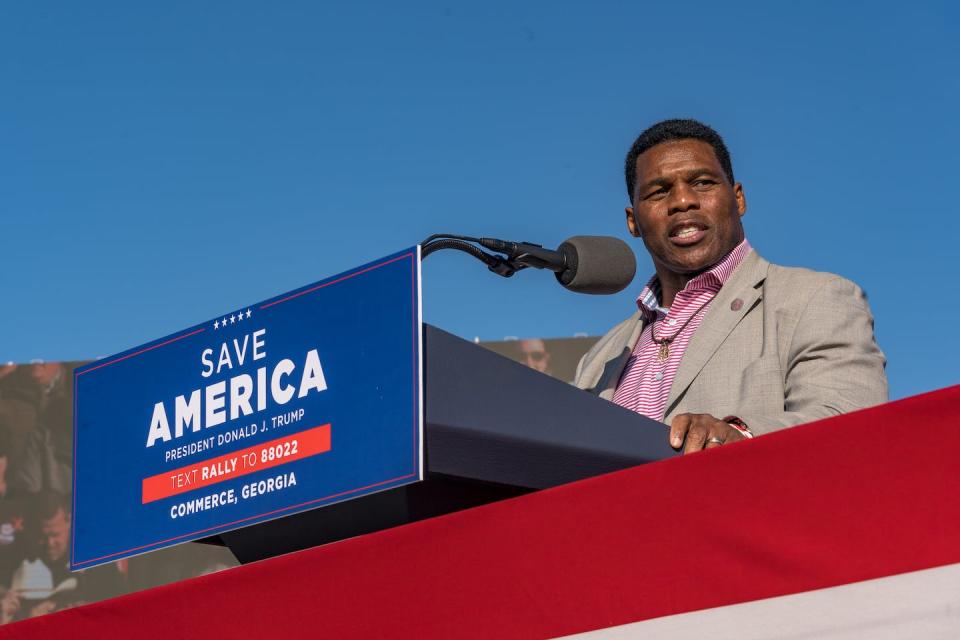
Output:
2,1,957,400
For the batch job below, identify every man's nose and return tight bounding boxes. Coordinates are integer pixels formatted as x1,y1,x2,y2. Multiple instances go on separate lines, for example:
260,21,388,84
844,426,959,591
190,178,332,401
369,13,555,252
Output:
667,182,699,214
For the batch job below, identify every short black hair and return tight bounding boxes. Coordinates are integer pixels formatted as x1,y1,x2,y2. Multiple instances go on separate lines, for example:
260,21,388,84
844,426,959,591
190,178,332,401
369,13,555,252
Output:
29,490,71,524
624,119,735,201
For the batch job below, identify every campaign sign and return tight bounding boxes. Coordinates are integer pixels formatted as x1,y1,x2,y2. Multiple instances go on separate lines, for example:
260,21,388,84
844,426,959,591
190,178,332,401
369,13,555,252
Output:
71,248,422,569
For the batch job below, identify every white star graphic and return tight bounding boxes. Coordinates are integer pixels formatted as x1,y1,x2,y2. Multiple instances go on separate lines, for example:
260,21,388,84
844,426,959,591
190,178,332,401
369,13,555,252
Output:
214,320,220,330
230,314,236,324
245,309,252,319
222,317,228,326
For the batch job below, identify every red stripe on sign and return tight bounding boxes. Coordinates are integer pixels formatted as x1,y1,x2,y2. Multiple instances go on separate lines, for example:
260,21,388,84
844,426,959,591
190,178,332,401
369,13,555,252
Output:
141,424,331,503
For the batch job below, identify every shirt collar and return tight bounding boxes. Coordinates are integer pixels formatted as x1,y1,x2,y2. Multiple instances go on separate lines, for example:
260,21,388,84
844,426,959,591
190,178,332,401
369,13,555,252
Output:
636,239,752,320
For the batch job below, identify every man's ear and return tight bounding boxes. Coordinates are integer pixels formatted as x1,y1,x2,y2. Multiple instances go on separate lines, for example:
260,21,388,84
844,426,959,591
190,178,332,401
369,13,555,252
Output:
734,183,747,217
625,207,641,237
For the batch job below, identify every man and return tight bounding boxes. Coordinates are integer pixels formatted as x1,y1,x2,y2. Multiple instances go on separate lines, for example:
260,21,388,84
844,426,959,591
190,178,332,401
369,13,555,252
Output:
3,492,133,622
6,492,76,618
518,339,553,376
0,428,27,590
9,362,73,495
575,119,887,453
0,364,39,460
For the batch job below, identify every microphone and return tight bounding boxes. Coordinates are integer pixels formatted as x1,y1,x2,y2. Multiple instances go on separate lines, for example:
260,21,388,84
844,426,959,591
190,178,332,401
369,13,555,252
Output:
478,235,636,294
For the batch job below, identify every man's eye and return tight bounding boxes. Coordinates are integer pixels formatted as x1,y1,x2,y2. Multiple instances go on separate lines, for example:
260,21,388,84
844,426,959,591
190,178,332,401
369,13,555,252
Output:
693,179,716,188
646,188,667,200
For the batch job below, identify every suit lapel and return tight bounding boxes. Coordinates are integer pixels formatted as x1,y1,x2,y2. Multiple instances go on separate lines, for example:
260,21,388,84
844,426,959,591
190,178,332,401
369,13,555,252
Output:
596,313,647,401
663,251,769,416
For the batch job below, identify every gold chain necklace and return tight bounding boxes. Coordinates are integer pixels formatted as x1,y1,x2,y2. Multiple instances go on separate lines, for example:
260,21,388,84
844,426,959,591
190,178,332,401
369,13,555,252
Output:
651,297,713,362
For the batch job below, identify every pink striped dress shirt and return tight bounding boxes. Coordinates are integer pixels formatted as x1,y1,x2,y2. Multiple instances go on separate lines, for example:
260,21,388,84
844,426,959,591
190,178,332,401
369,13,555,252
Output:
613,239,752,421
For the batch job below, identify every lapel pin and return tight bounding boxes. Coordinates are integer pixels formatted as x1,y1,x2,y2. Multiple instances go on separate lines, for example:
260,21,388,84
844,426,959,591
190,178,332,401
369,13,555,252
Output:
730,298,744,311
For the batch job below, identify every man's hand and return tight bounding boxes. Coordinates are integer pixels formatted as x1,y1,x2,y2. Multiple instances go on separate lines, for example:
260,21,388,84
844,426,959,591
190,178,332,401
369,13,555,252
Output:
670,413,745,454
28,599,56,618
0,589,20,623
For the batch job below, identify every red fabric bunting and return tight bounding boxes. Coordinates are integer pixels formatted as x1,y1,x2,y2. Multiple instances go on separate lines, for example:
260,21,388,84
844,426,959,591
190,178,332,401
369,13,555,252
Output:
5,386,959,639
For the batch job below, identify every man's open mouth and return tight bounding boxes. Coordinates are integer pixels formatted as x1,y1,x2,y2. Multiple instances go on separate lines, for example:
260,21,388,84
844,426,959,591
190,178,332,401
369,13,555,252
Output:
668,221,708,245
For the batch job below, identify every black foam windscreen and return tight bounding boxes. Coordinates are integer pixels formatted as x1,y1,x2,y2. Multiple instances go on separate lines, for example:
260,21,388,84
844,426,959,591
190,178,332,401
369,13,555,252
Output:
556,236,636,294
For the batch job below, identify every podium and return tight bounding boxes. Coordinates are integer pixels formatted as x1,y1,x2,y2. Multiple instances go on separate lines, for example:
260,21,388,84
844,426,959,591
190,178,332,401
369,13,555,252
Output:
213,324,675,563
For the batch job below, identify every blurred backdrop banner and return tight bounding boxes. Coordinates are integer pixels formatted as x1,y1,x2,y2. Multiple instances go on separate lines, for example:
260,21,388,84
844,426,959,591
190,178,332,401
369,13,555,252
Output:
0,361,237,624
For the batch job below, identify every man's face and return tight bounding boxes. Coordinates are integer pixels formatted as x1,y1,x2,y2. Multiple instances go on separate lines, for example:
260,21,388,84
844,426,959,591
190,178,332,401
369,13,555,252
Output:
29,363,61,387
519,339,551,374
39,509,70,563
626,139,746,278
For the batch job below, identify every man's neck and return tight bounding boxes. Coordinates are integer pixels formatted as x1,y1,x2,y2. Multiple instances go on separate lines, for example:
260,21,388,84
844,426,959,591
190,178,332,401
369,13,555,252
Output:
652,239,750,307
654,270,695,308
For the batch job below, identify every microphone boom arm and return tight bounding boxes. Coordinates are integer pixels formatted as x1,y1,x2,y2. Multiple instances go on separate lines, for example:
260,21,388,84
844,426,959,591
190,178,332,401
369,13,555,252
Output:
419,232,635,294
420,235,529,278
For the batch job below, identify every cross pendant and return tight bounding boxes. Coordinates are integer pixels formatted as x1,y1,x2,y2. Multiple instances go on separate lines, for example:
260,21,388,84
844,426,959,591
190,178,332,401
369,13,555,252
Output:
657,342,670,361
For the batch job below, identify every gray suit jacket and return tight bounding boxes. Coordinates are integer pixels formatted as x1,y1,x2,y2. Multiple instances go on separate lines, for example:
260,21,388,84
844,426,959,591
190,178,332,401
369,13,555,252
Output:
574,251,888,435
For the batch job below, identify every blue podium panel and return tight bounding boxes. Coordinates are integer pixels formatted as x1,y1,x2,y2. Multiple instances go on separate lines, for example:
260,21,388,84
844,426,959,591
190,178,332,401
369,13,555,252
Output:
72,248,422,569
